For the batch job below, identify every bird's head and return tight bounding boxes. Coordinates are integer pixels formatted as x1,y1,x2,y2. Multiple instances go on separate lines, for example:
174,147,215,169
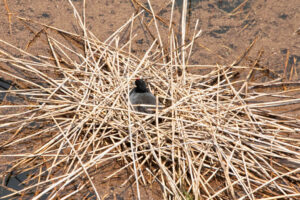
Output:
135,78,148,92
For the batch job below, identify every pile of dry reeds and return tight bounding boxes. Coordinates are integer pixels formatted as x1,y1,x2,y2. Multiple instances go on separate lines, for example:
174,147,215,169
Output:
1,1,300,199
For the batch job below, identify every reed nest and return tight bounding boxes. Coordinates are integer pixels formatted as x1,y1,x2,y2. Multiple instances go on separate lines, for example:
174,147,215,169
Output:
0,1,300,199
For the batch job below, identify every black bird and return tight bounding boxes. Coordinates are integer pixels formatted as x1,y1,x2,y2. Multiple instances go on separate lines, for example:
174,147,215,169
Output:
129,79,159,114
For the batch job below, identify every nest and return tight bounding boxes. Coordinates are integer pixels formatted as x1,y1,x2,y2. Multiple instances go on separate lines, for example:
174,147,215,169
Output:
0,1,300,199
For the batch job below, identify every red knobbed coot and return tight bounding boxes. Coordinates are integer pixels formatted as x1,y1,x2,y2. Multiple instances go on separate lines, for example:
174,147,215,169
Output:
129,79,160,114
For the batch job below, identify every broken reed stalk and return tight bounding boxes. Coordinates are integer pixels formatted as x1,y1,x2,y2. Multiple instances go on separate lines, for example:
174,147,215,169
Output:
0,1,300,199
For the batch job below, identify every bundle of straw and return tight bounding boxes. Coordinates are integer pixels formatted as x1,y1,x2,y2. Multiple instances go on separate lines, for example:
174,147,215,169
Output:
0,1,299,199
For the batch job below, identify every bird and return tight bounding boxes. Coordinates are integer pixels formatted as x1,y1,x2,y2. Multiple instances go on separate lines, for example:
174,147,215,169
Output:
129,79,160,114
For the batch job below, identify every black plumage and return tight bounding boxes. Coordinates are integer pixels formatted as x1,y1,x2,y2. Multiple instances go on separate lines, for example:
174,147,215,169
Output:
129,79,159,114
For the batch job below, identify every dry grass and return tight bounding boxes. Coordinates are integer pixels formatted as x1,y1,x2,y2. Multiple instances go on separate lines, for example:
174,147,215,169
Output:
0,1,300,199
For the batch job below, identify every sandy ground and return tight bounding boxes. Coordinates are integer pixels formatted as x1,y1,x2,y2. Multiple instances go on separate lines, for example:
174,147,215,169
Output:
0,0,299,70
0,0,299,199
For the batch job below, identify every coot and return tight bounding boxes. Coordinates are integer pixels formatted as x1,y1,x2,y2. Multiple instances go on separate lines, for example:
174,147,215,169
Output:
129,79,160,114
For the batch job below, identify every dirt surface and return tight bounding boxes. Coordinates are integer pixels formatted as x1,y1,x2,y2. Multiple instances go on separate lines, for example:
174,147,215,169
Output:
0,0,299,199
0,0,299,67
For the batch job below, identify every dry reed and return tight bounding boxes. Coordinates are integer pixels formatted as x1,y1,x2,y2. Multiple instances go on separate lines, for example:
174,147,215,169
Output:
0,1,300,199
